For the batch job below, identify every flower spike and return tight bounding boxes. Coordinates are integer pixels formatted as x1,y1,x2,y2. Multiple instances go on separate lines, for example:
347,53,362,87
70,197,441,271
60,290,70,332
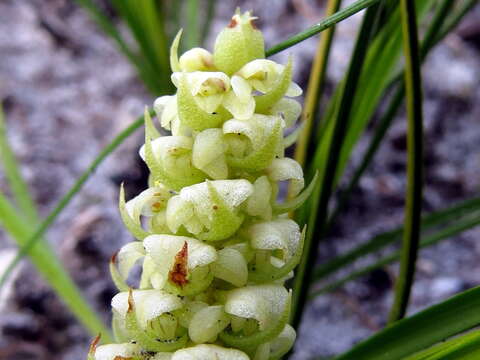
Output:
93,8,308,360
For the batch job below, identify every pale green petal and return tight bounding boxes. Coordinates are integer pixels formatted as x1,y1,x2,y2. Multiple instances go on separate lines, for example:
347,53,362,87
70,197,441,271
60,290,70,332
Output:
269,324,297,359
231,75,253,103
192,128,228,179
270,98,302,128
93,343,142,360
170,29,183,72
143,234,217,277
177,300,208,328
223,284,289,330
286,81,303,97
223,91,255,120
166,195,196,234
212,248,248,287
111,289,183,330
179,47,214,72
117,241,146,279
224,115,283,171
248,219,301,260
246,176,272,220
172,344,249,360
267,158,304,197
188,305,230,343
177,73,229,131
255,57,294,114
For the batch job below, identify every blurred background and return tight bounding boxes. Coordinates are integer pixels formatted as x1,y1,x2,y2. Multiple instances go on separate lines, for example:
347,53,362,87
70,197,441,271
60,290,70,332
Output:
0,0,479,359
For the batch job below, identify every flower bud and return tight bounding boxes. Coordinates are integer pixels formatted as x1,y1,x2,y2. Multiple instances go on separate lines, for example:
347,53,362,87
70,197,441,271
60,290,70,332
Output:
179,47,215,72
213,10,265,75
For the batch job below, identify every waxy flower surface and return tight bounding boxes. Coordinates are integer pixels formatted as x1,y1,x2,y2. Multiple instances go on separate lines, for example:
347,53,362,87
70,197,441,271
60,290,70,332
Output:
88,9,315,360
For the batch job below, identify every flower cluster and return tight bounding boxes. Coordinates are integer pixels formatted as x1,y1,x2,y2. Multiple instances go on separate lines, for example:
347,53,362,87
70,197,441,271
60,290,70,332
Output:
89,10,314,360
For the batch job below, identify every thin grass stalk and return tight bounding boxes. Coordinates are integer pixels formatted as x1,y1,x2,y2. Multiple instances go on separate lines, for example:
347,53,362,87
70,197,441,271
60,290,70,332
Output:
185,0,200,49
310,213,480,297
434,0,478,45
334,285,480,360
74,0,160,94
140,0,170,73
316,196,480,281
0,112,149,288
387,0,424,323
292,0,342,175
0,193,112,340
327,0,458,229
291,5,380,329
201,0,217,44
0,104,38,223
265,0,381,56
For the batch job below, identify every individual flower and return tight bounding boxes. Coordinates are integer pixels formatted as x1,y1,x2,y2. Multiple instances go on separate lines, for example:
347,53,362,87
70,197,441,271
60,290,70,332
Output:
213,10,265,75
179,47,215,72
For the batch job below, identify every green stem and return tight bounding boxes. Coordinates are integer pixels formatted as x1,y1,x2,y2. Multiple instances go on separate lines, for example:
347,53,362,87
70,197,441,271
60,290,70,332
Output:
185,0,199,49
266,0,381,56
388,0,424,323
292,0,342,173
0,193,112,340
310,213,480,298
0,104,38,223
201,0,217,45
326,0,459,230
291,5,380,329
0,112,149,289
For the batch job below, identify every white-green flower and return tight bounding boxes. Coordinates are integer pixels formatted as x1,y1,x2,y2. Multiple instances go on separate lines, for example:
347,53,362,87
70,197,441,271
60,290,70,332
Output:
237,59,302,97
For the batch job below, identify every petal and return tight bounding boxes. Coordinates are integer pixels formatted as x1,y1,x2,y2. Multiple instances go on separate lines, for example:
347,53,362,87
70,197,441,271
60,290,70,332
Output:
248,219,301,260
111,289,183,329
192,129,228,180
286,81,303,97
246,175,272,220
231,75,253,103
212,248,248,287
179,47,215,72
143,234,217,274
188,305,230,343
171,344,249,360
117,241,146,279
267,157,305,197
223,284,289,330
93,343,142,360
170,29,182,72
270,98,302,128
269,324,297,359
223,91,255,120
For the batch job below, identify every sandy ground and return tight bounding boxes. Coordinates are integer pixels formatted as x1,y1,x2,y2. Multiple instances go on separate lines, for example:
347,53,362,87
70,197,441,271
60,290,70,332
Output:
0,1,479,359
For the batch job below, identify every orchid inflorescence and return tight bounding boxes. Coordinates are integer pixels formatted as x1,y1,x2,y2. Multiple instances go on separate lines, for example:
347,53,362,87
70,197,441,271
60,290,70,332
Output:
89,10,315,360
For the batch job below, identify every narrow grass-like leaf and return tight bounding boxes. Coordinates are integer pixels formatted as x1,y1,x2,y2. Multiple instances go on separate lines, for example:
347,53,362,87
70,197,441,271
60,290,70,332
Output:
388,0,424,323
292,0,342,172
334,286,480,360
314,1,432,191
0,104,38,223
185,0,199,49
405,329,480,360
0,111,151,288
265,0,381,57
74,0,161,94
327,0,462,229
316,196,480,280
311,212,480,297
291,6,380,329
201,0,217,44
0,193,112,341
